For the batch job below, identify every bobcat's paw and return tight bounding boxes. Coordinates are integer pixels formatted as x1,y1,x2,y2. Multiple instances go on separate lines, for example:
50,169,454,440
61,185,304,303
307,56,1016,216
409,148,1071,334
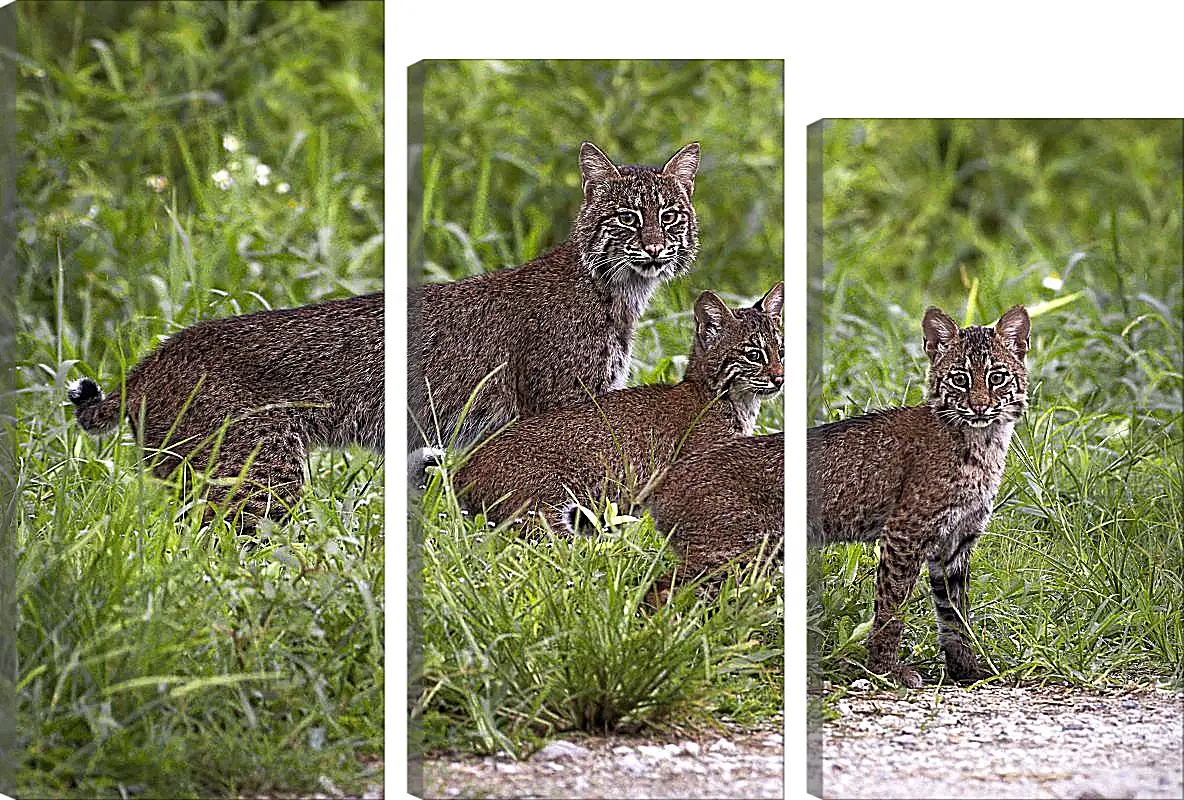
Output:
947,661,994,685
868,659,924,689
892,666,923,689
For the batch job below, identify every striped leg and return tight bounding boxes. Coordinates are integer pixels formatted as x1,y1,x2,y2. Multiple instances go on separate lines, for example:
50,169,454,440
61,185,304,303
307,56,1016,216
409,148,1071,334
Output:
928,530,990,683
868,526,926,688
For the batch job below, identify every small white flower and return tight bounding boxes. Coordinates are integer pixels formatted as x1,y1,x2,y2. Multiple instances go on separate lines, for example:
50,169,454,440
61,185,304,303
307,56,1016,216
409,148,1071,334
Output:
1042,273,1064,292
211,169,234,190
88,205,99,219
276,181,291,195
222,133,241,153
254,163,272,186
145,175,169,192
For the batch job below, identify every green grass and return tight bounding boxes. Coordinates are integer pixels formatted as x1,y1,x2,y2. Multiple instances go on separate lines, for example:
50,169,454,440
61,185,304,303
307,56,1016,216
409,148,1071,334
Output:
811,119,1183,691
8,2,383,795
415,469,783,758
413,60,786,756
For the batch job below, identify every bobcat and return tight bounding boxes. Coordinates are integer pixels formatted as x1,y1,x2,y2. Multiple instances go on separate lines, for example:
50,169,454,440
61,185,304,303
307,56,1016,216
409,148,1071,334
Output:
645,432,784,596
808,304,1030,687
409,141,700,452
445,283,784,532
68,292,383,526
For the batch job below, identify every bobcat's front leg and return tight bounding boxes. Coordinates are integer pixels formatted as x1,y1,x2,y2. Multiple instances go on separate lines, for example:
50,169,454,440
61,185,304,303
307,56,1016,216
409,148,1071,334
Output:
928,510,992,683
868,516,931,688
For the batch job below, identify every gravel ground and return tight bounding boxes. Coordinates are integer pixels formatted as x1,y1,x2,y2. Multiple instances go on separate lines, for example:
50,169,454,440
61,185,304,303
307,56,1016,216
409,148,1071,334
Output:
417,685,1181,800
422,721,785,799
821,683,1183,800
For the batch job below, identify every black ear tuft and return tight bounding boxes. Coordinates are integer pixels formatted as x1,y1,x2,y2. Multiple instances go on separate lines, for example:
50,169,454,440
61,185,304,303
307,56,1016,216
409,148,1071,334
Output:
693,291,734,347
579,141,621,198
662,142,701,196
921,306,959,362
995,305,1031,358
756,282,784,318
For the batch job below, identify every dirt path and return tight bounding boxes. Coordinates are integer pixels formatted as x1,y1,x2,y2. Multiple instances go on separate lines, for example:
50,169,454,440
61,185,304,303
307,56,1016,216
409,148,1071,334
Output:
821,683,1183,799
422,720,784,799
416,685,1181,800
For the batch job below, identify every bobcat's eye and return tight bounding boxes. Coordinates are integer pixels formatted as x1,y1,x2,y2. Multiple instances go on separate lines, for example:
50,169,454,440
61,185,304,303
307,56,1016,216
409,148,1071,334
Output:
617,210,639,227
949,371,970,389
660,209,679,225
988,371,1009,388
744,347,765,364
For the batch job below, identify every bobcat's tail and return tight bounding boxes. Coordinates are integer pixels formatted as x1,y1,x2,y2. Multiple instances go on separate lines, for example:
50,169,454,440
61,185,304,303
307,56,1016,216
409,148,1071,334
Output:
408,446,446,488
67,378,123,434
559,502,584,535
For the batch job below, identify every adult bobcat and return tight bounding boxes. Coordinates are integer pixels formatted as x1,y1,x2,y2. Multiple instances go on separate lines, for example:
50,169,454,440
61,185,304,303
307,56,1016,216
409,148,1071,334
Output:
69,293,383,526
409,141,700,451
808,305,1030,687
448,284,784,531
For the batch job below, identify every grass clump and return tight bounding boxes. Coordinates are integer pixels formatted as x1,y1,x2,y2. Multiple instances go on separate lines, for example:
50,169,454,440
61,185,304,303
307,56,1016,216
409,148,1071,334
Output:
812,119,1183,690
415,476,783,758
10,2,383,795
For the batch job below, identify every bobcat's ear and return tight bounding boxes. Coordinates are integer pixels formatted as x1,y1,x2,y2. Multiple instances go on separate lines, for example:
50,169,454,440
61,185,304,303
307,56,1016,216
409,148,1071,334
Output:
995,304,1030,359
662,142,701,197
580,141,621,198
694,290,734,347
755,282,784,319
922,306,959,362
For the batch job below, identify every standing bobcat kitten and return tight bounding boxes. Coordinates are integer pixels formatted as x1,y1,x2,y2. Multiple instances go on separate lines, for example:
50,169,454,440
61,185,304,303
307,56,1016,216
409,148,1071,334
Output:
69,292,383,525
449,283,784,531
808,304,1030,687
409,141,700,451
646,432,784,595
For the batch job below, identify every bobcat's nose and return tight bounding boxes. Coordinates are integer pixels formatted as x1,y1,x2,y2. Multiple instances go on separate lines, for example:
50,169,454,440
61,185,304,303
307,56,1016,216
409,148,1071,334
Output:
642,241,665,259
769,369,784,389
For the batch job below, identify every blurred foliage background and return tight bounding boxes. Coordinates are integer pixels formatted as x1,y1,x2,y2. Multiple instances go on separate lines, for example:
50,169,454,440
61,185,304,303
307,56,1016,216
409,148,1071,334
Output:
812,119,1182,688
13,0,383,370
817,119,1181,417
415,59,784,428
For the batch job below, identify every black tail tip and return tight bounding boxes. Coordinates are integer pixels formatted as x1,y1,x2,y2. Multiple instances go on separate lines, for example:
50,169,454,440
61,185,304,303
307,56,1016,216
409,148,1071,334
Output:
67,378,101,406
408,446,446,487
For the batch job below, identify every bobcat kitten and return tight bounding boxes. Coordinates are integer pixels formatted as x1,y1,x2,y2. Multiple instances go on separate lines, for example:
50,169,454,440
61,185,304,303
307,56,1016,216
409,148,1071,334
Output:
69,292,383,525
450,283,784,531
409,141,701,451
808,304,1030,688
646,432,784,594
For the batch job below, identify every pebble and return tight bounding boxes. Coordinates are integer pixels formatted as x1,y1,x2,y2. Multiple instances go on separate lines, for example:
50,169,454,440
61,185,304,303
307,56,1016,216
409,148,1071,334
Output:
536,739,590,760
709,738,738,754
618,753,647,774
